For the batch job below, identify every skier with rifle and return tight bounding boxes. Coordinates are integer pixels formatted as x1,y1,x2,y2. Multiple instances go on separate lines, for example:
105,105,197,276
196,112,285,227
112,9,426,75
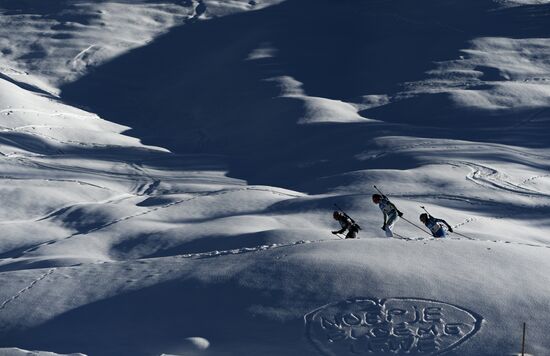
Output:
331,207,361,239
419,213,453,238
372,193,403,238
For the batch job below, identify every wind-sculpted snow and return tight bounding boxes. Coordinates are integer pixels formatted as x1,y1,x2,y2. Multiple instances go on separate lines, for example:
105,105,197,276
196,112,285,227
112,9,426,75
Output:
268,75,373,124
0,0,550,355
405,37,550,112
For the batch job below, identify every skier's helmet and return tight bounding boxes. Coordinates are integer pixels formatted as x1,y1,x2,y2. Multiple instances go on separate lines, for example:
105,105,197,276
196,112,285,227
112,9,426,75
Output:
372,194,382,204
333,211,341,220
420,213,428,222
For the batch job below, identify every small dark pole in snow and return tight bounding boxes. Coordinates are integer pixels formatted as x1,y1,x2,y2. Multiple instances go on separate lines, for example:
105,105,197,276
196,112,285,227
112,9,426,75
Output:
521,322,526,356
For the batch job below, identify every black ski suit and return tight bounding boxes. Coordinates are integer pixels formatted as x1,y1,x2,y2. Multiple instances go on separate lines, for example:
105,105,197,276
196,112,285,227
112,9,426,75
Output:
333,215,359,239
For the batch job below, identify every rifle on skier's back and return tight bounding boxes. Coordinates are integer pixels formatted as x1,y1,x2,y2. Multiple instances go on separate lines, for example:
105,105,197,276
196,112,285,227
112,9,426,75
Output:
334,203,361,230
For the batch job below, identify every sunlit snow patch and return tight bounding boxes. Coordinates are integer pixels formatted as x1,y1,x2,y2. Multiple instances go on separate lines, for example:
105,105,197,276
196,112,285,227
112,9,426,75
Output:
246,42,278,60
495,0,550,5
267,76,376,124
0,348,86,356
0,0,286,89
410,37,550,111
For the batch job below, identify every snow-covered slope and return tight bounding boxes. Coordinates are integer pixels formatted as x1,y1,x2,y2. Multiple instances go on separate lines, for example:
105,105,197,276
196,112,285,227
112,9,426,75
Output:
0,0,284,91
0,0,549,355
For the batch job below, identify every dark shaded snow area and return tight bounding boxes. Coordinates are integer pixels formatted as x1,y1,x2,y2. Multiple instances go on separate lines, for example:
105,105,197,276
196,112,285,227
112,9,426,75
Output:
61,0,550,186
0,0,549,355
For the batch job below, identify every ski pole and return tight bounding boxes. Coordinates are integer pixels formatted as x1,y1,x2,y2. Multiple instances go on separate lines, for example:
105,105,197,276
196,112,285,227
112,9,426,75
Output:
374,185,404,214
420,205,431,216
400,216,434,237
333,233,345,240
522,322,526,356
451,230,476,241
373,185,385,196
334,203,345,213
393,231,411,240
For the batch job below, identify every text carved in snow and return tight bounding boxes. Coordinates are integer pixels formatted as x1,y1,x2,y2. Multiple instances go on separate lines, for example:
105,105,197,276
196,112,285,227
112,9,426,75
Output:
305,298,481,355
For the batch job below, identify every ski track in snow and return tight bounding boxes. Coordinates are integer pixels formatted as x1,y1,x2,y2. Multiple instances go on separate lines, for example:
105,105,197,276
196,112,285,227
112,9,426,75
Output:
0,237,545,340
4,149,546,260
0,157,156,223
367,140,550,162
34,193,136,223
26,162,161,223
3,104,548,263
69,45,98,70
520,173,550,186
0,110,149,152
373,233,550,249
0,135,62,156
18,158,147,181
129,162,162,196
0,174,113,192
0,108,97,120
1,1,549,354
0,268,55,311
24,157,154,192
141,179,161,196
176,238,321,260
143,233,550,265
0,235,548,310
452,217,477,230
16,228,550,269
1,126,135,151
358,155,549,234
18,186,304,257
458,161,549,197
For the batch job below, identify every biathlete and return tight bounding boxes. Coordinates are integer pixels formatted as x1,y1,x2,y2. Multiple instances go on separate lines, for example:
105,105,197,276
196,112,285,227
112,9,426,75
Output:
420,213,453,238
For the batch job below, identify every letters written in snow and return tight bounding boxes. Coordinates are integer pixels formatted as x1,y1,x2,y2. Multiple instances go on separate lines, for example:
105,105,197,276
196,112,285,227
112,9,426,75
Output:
305,298,482,356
